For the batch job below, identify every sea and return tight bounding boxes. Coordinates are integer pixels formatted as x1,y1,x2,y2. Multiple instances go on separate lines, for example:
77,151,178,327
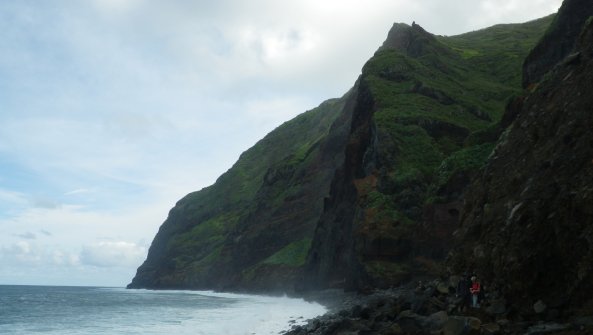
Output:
0,285,326,335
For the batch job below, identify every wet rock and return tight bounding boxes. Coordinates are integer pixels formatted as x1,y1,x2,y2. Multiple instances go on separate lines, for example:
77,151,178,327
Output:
437,281,450,295
485,299,506,315
397,318,422,334
525,322,570,334
359,306,373,320
482,322,501,334
572,316,593,327
533,300,547,314
496,319,510,327
426,310,449,330
466,317,482,331
384,323,402,334
443,316,468,335
448,275,461,290
397,310,425,334
306,319,321,332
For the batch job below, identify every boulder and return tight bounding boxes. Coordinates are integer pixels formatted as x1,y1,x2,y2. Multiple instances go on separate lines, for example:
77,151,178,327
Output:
525,323,569,334
485,299,506,315
437,281,450,294
533,300,547,314
482,322,501,334
397,317,422,334
572,316,593,327
426,310,449,330
467,317,482,331
443,317,468,335
383,323,402,335
449,275,461,290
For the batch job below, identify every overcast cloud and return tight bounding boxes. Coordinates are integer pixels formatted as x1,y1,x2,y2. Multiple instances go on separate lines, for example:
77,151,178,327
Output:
0,0,561,287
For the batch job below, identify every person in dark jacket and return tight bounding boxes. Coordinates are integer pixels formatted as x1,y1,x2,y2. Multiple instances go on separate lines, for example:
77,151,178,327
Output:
456,274,471,312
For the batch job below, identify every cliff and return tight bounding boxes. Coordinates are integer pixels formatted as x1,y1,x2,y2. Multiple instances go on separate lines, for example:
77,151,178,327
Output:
129,15,554,292
451,3,593,317
522,0,593,87
128,96,353,291
302,18,553,290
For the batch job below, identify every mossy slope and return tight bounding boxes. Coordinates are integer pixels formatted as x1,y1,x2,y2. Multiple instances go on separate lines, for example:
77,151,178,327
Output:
128,96,352,290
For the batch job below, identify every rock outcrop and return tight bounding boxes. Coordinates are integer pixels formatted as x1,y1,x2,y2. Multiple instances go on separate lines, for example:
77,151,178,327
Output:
286,279,591,334
451,8,593,316
128,97,352,291
522,0,593,87
302,18,552,291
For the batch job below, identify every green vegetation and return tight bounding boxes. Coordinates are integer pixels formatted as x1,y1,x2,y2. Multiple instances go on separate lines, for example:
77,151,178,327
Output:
351,18,554,284
435,143,496,189
365,260,409,279
133,16,556,290
438,15,555,87
149,97,347,278
263,238,312,267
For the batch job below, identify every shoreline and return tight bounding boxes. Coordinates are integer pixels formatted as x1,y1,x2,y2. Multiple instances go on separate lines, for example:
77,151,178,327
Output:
281,279,593,335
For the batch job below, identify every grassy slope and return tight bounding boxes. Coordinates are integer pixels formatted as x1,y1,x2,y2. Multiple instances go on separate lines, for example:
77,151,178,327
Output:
441,14,556,88
131,97,346,288
354,16,554,281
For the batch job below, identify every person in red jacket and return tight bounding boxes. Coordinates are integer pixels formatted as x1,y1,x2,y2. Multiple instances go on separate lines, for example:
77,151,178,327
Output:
470,275,481,308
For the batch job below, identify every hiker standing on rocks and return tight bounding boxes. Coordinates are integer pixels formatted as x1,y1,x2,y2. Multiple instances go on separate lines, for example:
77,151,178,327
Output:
456,273,471,312
470,275,481,308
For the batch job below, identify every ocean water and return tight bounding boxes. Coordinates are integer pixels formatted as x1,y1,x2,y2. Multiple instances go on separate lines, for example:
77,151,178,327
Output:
0,285,326,335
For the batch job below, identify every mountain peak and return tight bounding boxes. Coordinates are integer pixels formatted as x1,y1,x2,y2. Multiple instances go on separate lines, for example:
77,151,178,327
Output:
377,22,442,57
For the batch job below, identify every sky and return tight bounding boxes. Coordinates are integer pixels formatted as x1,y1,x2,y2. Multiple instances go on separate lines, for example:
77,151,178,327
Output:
0,0,562,287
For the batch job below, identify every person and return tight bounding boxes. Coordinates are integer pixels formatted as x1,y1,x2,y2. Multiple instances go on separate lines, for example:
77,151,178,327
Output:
415,280,425,292
470,275,481,308
456,273,471,312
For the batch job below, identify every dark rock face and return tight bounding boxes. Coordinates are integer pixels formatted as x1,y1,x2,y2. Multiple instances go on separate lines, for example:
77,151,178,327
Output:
522,0,593,87
128,97,352,291
301,80,371,291
301,17,552,291
451,17,593,315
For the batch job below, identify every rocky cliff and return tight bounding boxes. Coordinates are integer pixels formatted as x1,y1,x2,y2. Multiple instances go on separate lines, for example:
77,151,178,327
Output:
128,96,353,291
129,15,554,293
451,2,593,317
302,18,553,291
522,0,593,87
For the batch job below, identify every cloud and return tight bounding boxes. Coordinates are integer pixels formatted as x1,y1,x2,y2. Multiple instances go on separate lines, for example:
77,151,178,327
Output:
80,241,147,267
0,241,41,264
0,0,563,286
64,188,93,196
0,189,27,206
52,250,80,266
31,196,61,209
91,0,141,14
15,232,36,240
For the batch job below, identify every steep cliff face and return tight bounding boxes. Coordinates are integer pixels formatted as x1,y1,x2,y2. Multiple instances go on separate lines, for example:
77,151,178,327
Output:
303,19,553,291
451,9,593,315
128,96,352,291
129,15,553,293
522,0,593,87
